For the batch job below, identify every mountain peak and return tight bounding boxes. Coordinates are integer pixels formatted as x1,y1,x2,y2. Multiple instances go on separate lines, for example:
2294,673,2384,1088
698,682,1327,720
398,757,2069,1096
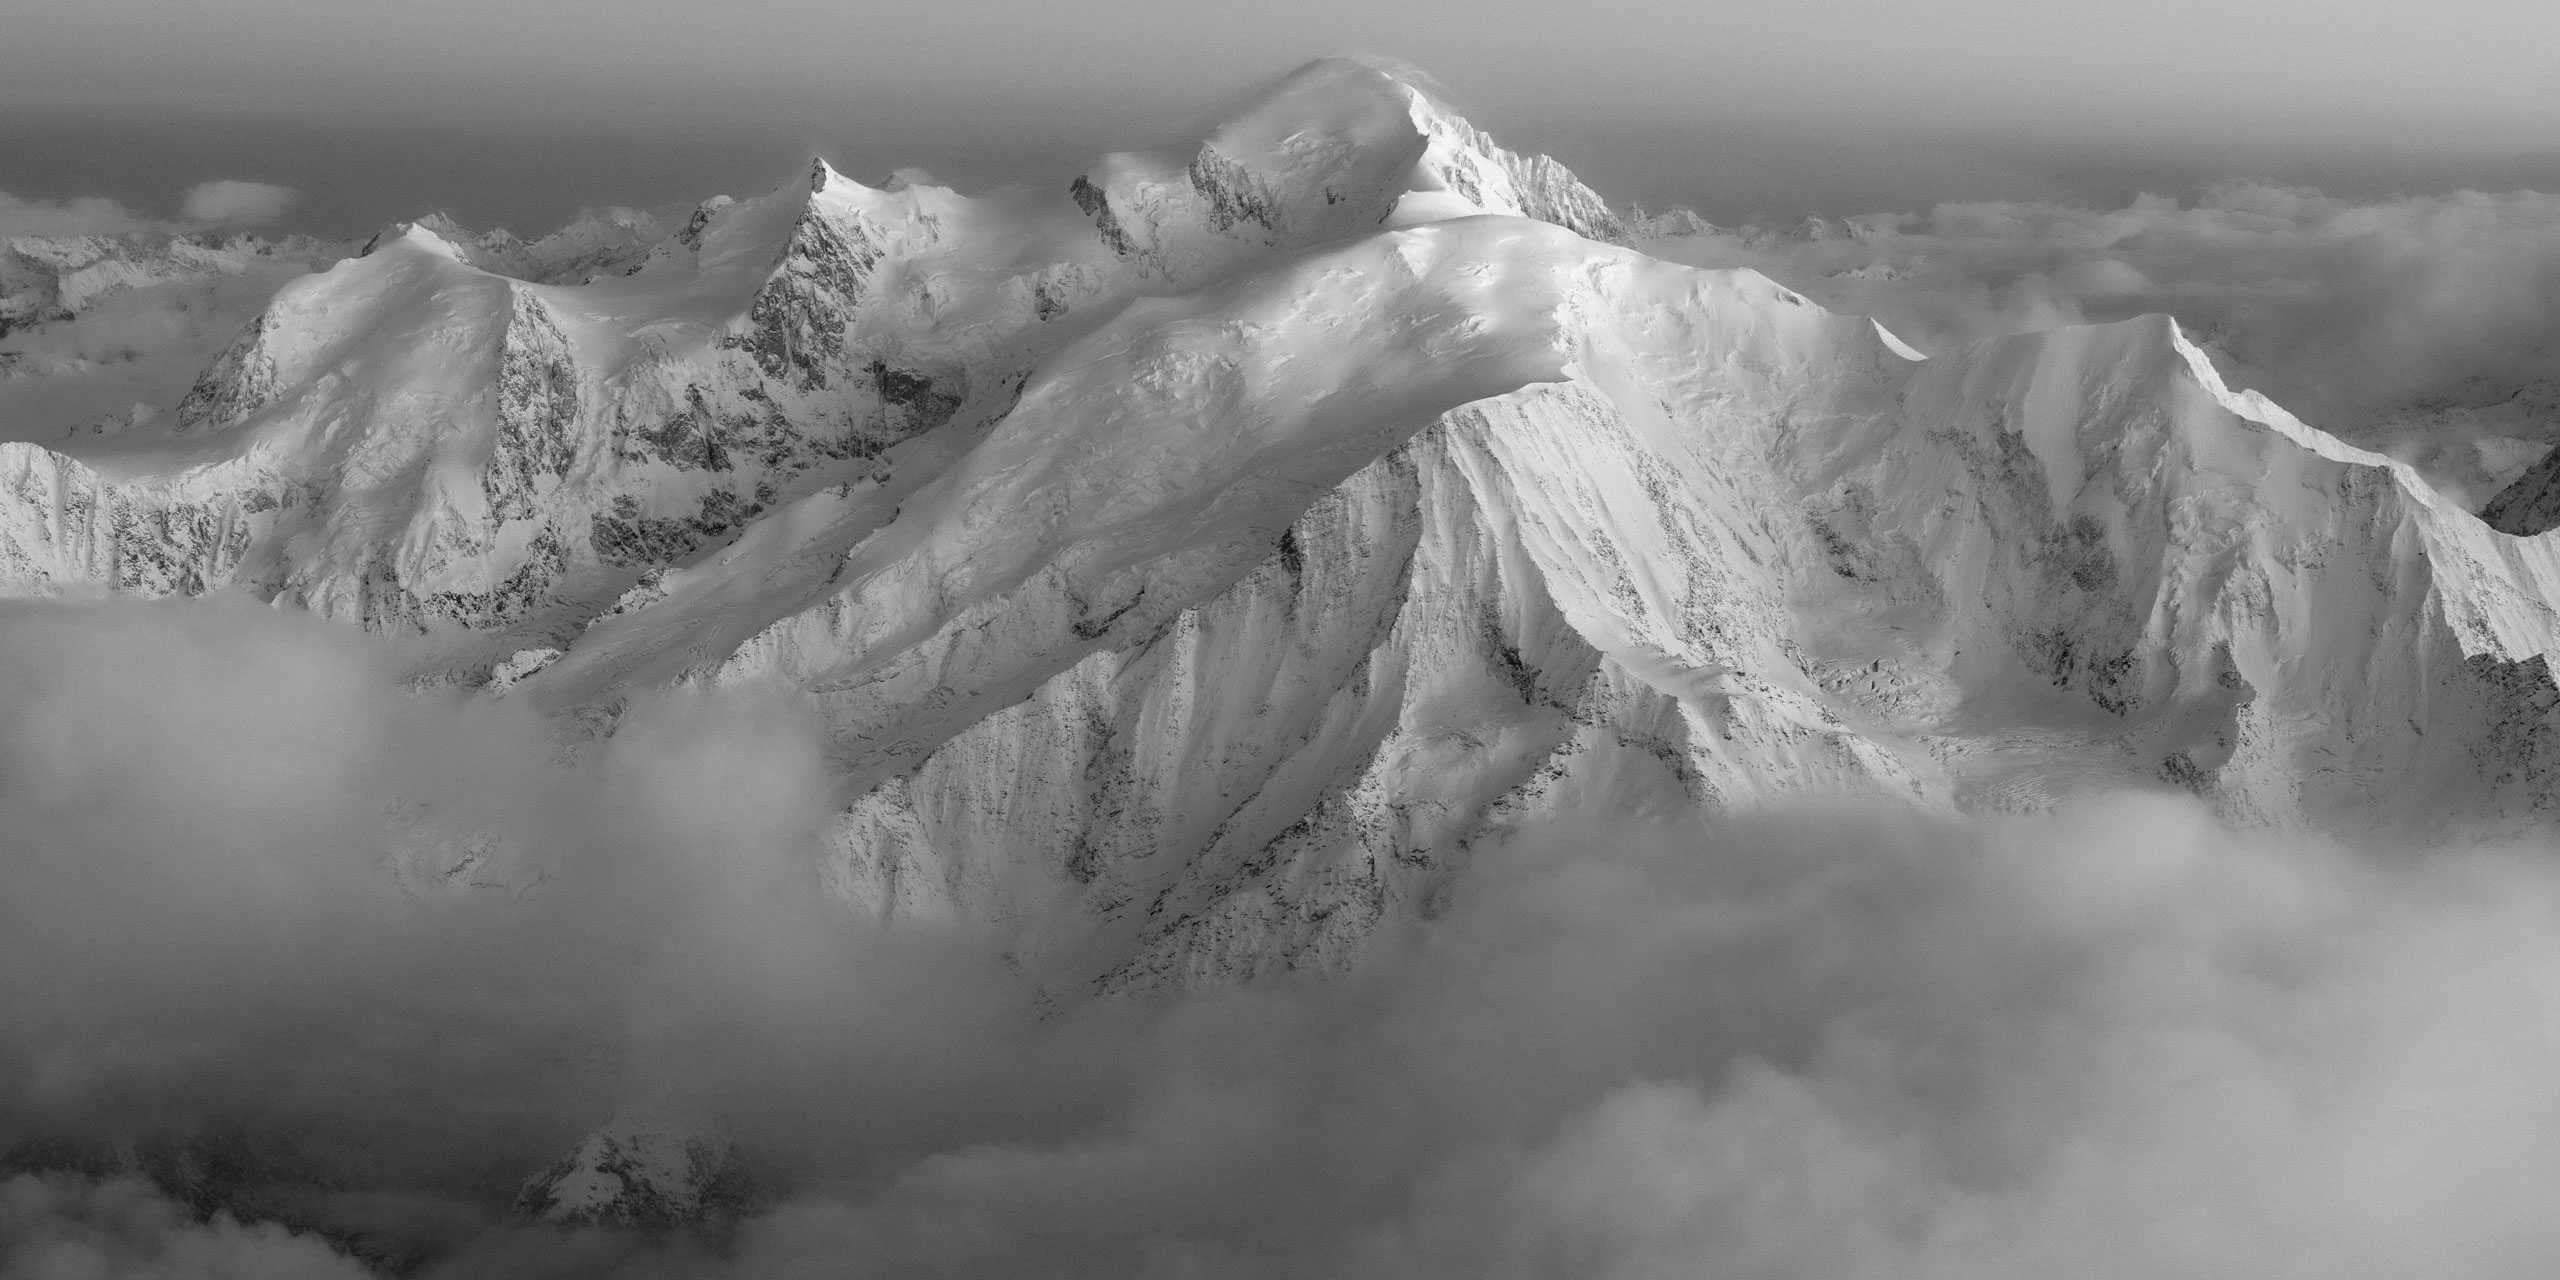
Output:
1202,55,1428,153
1058,52,1623,279
808,155,847,193
1263,53,1456,103
365,216,479,264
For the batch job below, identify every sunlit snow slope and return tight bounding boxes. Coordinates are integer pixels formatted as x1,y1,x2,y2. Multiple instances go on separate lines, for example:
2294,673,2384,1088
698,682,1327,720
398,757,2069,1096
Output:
6,57,2560,993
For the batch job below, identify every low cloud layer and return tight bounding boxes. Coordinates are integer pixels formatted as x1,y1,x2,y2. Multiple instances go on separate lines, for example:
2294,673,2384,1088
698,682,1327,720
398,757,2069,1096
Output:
706,800,2560,1280
0,192,165,241
9,600,2560,1277
178,179,300,228
1,1174,371,1280
0,180,301,240
1641,184,2560,496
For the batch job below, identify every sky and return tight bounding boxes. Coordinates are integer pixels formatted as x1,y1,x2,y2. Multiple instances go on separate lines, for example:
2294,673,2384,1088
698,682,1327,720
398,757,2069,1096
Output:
4,0,2559,234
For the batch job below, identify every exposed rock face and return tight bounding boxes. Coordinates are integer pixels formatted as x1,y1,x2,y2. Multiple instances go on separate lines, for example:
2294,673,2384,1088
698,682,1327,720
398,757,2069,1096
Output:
1407,99,1627,242
2482,435,2560,534
173,310,286,434
484,293,582,523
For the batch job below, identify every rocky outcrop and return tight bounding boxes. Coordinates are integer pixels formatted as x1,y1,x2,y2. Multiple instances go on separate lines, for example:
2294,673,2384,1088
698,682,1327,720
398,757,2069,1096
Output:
722,164,898,389
512,1116,766,1233
2482,441,2560,534
483,293,582,522
172,310,285,434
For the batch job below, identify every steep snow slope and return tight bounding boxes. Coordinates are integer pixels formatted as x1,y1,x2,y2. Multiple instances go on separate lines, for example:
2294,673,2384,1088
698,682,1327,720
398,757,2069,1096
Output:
714,238,1927,990
7,58,2560,1001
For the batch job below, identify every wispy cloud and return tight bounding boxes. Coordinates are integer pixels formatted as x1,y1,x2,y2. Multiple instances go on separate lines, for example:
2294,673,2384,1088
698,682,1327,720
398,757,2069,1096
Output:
179,179,300,228
0,180,302,240
0,191,163,239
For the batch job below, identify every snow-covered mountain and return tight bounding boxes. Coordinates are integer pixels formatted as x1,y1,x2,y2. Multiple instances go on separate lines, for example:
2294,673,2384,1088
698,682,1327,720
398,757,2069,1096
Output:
6,55,2560,1012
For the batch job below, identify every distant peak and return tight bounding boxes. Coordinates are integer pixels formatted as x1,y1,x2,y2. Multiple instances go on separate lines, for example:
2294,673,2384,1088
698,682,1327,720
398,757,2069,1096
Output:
359,211,472,259
1197,56,1432,148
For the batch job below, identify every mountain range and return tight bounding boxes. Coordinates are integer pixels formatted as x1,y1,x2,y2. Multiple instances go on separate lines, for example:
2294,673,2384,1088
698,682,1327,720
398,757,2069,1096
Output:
8,57,2560,990
10,55,2560,1238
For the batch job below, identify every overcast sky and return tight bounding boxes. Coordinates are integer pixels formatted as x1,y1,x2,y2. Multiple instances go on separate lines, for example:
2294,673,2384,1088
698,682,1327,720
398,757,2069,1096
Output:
6,0,2559,234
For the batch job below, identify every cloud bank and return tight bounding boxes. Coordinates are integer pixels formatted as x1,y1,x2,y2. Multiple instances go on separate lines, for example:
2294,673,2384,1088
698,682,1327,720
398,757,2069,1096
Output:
706,799,2560,1280
1,1174,372,1280
0,181,301,240
0,192,165,241
178,180,300,228
8,599,2560,1277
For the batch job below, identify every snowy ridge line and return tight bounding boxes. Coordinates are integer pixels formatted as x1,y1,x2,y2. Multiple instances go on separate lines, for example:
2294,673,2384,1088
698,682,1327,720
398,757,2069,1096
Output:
2163,318,2560,664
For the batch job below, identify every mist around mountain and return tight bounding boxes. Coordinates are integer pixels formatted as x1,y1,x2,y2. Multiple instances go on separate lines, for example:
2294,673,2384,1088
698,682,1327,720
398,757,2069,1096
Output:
12,56,2560,1277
